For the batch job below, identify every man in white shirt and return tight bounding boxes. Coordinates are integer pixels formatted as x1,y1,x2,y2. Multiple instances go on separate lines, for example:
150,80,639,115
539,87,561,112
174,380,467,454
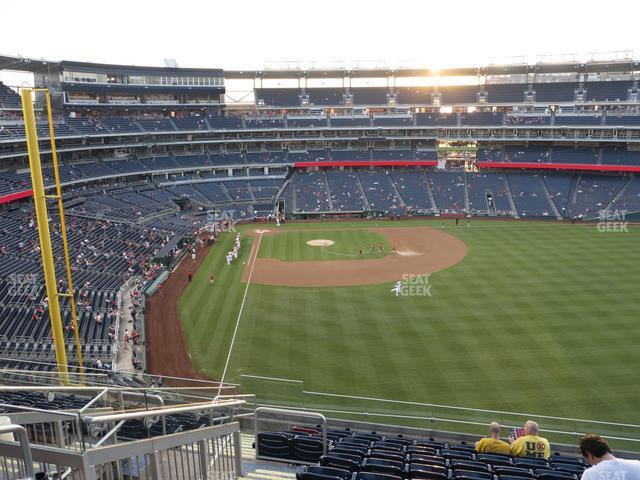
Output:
580,434,640,480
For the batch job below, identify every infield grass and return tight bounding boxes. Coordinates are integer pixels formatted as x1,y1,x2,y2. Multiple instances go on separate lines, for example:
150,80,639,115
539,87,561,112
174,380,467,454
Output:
258,229,391,261
177,219,640,445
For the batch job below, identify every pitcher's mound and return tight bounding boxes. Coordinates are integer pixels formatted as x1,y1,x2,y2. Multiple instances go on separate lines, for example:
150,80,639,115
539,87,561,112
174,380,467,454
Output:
307,239,335,247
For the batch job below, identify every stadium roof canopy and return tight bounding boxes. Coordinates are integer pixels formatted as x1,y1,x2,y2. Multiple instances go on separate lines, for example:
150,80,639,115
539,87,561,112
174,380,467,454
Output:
2,52,639,78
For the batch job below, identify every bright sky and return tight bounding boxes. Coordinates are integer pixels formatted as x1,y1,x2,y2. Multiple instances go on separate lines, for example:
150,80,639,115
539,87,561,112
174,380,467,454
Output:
1,0,639,74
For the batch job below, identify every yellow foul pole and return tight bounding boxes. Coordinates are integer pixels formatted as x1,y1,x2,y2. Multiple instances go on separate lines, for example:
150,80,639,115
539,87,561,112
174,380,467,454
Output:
20,88,69,384
43,91,85,379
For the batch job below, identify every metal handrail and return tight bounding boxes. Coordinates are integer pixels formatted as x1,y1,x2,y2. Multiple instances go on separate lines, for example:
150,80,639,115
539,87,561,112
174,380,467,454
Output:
255,406,328,458
0,424,34,479
242,374,640,430
82,399,245,425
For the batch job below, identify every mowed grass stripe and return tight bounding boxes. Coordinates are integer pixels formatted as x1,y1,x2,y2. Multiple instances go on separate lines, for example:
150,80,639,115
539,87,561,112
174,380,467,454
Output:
178,233,254,373
179,221,640,428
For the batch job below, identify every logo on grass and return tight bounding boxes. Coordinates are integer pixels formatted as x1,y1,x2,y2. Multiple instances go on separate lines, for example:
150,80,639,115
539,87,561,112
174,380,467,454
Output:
391,274,432,297
597,209,628,233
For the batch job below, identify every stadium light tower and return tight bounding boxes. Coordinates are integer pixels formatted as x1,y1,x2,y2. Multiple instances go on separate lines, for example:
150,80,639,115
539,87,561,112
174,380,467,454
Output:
20,88,70,384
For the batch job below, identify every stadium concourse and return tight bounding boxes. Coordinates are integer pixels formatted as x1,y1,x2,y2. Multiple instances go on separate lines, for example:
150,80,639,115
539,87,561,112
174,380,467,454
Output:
1,52,640,477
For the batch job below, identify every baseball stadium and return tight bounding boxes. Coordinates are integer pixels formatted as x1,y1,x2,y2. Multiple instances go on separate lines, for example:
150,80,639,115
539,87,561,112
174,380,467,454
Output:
1,3,640,478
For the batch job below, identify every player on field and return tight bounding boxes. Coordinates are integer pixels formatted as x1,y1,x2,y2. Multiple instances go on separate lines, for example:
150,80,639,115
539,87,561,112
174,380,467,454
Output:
390,281,402,296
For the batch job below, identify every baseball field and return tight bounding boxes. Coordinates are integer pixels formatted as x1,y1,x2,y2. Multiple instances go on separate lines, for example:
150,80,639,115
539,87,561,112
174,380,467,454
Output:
168,219,640,440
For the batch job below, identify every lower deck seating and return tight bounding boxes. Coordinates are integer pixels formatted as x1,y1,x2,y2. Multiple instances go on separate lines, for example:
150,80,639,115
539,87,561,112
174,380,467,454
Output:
255,427,587,480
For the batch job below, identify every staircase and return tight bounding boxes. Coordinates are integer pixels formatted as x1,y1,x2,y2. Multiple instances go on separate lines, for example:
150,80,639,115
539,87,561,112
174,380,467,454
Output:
354,171,371,210
218,182,235,203
540,175,563,219
604,176,632,211
424,172,438,212
569,174,581,210
503,175,520,218
323,171,335,211
388,172,406,206
274,177,294,213
463,172,470,214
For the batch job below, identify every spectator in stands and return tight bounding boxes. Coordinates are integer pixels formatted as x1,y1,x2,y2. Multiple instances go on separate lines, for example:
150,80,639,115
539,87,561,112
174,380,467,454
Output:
509,420,550,459
90,356,103,369
475,422,511,455
579,433,640,479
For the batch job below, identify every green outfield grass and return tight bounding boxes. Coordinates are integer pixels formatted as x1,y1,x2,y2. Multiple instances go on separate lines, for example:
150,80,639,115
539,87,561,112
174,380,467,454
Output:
177,219,640,444
258,229,391,261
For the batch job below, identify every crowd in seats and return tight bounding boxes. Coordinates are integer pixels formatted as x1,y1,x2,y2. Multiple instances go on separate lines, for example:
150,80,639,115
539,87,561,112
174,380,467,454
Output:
288,117,328,128
358,170,405,213
467,173,513,215
289,150,329,163
288,169,634,218
103,116,143,134
507,173,553,217
614,176,640,213
3,110,640,144
259,422,591,480
293,171,331,212
504,146,551,163
391,170,432,212
0,199,193,366
137,118,176,132
326,170,367,211
172,116,207,130
506,116,551,126
543,174,576,217
570,175,627,218
427,172,466,213
245,117,286,129
0,82,21,109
